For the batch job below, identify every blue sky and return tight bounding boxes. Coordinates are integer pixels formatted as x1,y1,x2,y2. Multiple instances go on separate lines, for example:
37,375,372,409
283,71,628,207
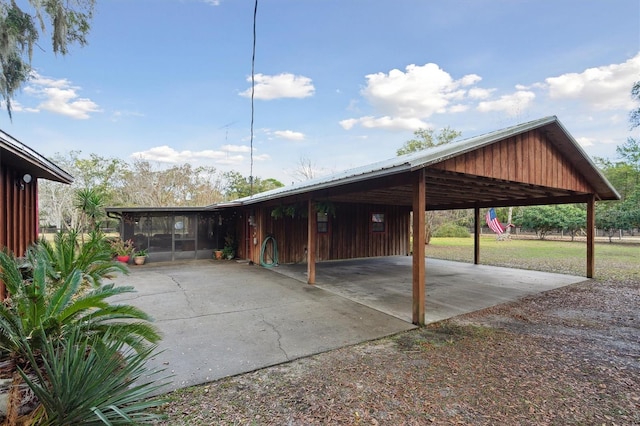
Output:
6,0,640,185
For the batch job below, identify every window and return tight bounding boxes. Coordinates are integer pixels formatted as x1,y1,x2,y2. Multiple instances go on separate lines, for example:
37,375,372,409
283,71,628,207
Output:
317,212,329,233
371,213,385,233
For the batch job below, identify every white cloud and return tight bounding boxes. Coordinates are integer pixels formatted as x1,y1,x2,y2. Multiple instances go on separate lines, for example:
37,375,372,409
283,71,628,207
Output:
340,115,430,131
576,136,594,147
362,63,481,118
476,90,536,115
342,63,483,131
543,53,640,111
274,130,305,141
468,87,494,100
221,144,251,153
111,110,144,121
130,144,267,166
239,73,315,100
24,72,101,119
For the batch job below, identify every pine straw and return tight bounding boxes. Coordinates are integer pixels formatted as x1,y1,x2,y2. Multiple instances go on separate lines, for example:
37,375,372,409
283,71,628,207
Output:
155,278,639,425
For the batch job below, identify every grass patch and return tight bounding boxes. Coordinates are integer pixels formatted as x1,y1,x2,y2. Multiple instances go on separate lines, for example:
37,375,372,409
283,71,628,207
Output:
426,236,639,281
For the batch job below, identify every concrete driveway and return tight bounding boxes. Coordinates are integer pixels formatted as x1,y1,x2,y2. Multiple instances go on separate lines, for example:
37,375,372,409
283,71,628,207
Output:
110,260,416,393
110,257,585,393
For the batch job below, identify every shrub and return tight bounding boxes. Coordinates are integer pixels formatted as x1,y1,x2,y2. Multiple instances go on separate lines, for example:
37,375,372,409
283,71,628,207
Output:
432,223,471,238
0,248,163,422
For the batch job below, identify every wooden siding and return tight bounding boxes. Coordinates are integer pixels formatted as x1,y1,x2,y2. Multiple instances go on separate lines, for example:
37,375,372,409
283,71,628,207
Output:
0,165,38,257
244,203,410,264
432,130,592,193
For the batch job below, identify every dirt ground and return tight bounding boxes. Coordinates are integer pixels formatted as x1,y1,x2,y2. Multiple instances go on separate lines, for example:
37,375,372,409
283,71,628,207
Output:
154,275,639,425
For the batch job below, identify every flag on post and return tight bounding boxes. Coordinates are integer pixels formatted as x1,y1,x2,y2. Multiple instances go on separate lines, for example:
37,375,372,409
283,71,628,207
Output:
485,208,505,235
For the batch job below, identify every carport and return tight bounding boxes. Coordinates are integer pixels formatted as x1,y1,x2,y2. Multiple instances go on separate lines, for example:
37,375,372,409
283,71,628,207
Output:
219,116,619,326
271,256,586,323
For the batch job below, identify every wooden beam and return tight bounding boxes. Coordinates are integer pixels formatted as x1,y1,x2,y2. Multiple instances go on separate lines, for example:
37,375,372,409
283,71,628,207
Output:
474,206,480,265
412,169,426,326
586,194,595,278
307,197,316,284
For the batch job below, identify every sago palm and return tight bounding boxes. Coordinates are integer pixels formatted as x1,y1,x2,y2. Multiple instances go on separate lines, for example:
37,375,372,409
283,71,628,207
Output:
25,229,127,289
0,248,161,361
0,249,163,423
18,327,168,425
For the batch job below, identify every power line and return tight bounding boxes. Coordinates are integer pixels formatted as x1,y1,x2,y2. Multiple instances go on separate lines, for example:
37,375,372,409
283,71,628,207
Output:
250,0,258,196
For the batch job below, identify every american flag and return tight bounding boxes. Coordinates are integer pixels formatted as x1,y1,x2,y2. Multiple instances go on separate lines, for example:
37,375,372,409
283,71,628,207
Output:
485,208,505,234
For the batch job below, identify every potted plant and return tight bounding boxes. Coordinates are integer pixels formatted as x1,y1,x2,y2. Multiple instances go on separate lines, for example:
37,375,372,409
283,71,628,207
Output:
133,248,148,265
222,245,234,260
223,233,236,260
110,238,134,263
213,249,223,260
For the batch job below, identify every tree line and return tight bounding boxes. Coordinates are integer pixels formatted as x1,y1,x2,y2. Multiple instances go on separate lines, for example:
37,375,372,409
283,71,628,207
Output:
38,151,284,232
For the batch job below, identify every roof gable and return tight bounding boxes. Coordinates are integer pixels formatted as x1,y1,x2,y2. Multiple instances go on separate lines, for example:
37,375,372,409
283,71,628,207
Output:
213,116,619,209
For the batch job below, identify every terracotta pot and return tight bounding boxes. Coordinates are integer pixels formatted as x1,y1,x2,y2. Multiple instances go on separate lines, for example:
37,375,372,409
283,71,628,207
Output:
214,250,223,260
116,255,130,263
133,256,146,265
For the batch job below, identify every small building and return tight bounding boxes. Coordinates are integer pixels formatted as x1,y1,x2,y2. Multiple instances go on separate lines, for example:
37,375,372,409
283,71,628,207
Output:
105,207,236,262
0,130,73,297
0,130,73,256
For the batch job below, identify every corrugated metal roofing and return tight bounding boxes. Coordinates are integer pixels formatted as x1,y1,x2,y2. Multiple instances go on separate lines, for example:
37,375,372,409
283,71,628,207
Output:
214,116,618,208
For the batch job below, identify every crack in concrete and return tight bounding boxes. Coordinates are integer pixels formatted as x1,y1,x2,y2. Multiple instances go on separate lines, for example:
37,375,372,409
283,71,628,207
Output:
168,274,195,313
261,316,289,360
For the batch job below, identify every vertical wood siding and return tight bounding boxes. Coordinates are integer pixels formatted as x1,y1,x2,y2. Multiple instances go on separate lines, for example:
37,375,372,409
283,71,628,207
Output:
434,130,593,192
248,203,410,264
0,166,37,257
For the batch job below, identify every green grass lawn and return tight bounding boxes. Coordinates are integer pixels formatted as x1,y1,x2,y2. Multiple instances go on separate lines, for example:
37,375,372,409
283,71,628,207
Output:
425,236,639,281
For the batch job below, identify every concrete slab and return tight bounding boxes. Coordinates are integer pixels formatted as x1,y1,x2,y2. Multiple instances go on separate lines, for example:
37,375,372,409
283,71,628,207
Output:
109,257,586,394
108,260,416,393
270,256,587,323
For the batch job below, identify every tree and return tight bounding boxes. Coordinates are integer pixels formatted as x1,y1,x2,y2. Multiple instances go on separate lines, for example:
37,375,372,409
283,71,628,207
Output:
515,205,560,239
396,126,461,156
397,126,462,243
223,171,284,200
596,202,626,242
38,152,127,231
74,187,106,233
556,204,586,241
630,80,639,129
0,0,95,118
290,156,325,182
118,160,224,207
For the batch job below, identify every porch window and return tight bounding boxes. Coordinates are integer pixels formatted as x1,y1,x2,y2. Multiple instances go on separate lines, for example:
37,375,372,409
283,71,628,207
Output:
317,212,329,233
371,213,385,233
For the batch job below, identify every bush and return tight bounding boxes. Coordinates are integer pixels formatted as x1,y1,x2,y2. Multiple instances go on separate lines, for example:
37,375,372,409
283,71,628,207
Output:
432,223,471,238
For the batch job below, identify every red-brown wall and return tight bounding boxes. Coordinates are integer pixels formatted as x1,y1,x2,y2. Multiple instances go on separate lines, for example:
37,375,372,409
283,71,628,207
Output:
0,165,38,257
241,202,410,264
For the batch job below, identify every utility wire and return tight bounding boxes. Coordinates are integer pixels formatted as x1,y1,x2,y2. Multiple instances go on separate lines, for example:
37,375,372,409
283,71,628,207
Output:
249,0,258,196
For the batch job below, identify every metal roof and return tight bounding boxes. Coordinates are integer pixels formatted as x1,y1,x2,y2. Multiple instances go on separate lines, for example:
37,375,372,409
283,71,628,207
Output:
0,129,74,184
212,116,619,208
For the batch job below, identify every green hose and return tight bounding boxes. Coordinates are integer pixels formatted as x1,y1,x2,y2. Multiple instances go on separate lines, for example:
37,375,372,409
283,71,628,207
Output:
260,235,278,267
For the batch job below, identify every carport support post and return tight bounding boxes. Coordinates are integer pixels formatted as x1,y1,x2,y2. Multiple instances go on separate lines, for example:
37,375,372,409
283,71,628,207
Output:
473,206,480,265
586,195,595,278
412,168,426,326
307,197,316,284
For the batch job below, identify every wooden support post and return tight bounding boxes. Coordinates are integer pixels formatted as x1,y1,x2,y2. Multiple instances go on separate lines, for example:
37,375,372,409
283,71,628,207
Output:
586,195,595,278
307,197,316,284
474,206,480,265
412,169,426,326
